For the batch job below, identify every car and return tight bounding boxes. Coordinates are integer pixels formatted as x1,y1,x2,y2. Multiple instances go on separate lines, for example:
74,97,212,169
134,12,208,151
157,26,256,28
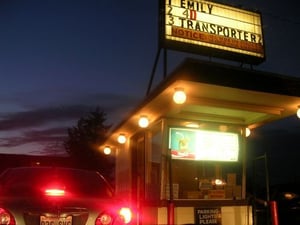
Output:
270,183,300,224
0,166,133,225
252,182,300,225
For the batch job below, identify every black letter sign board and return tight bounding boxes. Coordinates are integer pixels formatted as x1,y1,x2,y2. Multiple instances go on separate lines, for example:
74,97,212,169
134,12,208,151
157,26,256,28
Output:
195,208,222,225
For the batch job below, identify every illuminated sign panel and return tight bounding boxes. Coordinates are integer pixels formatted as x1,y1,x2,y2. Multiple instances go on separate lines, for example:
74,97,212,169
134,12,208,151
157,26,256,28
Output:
169,127,239,162
160,0,265,64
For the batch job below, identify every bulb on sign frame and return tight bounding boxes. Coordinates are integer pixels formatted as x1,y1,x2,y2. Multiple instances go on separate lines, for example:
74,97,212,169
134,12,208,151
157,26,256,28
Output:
173,88,186,104
103,146,111,155
138,115,149,128
117,134,126,144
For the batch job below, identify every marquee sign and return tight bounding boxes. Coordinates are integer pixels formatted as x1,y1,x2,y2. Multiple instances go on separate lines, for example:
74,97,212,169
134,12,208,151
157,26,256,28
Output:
160,0,265,64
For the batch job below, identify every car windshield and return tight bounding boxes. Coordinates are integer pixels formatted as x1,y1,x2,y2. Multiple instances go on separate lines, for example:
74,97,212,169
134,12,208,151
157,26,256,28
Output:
0,167,114,198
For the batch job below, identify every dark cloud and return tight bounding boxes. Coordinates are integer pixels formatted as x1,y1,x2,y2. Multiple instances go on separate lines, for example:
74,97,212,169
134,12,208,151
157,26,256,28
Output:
0,92,139,154
0,92,139,131
0,105,93,131
0,127,67,147
30,143,68,156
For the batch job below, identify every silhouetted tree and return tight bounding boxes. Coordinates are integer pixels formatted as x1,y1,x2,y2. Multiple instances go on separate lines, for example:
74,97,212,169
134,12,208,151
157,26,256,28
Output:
64,108,114,183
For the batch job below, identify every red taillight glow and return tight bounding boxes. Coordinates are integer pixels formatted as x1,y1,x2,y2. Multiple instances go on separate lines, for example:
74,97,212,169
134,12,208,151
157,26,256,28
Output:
45,188,65,196
119,207,132,224
95,207,133,225
0,208,15,225
95,213,112,225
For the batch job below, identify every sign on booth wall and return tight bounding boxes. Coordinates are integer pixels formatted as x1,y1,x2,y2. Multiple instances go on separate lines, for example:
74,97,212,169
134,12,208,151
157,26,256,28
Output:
169,127,239,162
195,208,222,225
160,0,265,64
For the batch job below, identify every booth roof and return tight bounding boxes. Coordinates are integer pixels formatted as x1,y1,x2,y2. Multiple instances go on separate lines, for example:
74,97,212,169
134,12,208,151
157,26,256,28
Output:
103,58,300,146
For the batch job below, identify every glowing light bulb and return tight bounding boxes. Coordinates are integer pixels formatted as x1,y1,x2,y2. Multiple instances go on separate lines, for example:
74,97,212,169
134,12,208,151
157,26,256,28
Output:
117,134,126,144
245,128,251,137
103,146,111,155
138,115,149,128
173,88,186,104
297,107,300,119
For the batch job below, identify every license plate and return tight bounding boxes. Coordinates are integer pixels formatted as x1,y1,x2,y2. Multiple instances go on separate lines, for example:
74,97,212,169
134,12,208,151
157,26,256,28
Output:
40,215,72,225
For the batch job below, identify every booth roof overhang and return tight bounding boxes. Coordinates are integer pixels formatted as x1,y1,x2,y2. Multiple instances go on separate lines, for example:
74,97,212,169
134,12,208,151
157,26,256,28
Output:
103,58,300,147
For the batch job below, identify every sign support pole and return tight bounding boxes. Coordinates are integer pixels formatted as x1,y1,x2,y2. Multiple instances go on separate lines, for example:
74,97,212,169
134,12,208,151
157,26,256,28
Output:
146,48,162,96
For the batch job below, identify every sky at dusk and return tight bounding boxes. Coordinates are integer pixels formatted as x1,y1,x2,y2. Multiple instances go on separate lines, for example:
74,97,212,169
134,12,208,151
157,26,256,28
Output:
0,0,300,156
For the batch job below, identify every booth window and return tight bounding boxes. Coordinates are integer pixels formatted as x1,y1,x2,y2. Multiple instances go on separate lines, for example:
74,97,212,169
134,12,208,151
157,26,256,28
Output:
145,121,163,202
170,160,242,200
164,125,244,200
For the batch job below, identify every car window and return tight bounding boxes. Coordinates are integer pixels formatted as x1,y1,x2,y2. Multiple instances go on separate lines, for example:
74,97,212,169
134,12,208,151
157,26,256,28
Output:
0,167,113,198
